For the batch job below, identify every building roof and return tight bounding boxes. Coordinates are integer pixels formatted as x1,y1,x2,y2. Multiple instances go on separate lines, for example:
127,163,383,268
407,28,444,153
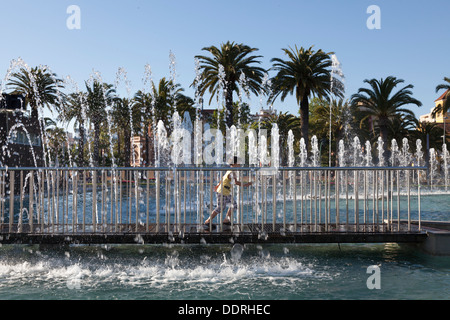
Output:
435,89,449,102
200,109,216,115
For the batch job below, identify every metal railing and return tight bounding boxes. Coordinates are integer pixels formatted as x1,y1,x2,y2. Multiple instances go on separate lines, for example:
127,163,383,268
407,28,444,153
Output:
0,166,425,236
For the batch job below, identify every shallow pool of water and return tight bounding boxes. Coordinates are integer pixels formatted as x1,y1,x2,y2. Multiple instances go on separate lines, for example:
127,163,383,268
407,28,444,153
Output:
0,243,448,300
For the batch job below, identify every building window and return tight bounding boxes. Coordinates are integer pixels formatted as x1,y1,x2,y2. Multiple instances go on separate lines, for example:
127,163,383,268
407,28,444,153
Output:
8,130,41,147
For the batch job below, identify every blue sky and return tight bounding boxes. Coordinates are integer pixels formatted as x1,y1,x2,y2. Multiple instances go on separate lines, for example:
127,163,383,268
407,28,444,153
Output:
0,0,449,123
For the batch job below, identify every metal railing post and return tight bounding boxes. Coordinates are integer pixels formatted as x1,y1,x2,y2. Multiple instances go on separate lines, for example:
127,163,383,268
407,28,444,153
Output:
418,168,421,231
9,172,14,233
407,169,411,232
293,170,297,231
397,170,400,231
156,171,160,233
72,171,77,234
272,172,276,232
335,169,339,229
354,170,359,232
29,170,34,233
18,170,23,233
92,170,97,233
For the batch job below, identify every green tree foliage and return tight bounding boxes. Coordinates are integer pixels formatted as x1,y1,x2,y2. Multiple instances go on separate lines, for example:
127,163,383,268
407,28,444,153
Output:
270,46,344,148
8,66,64,121
350,76,422,156
195,41,265,127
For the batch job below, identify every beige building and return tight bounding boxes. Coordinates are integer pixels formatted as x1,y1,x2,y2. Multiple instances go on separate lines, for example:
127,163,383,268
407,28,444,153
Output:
419,89,450,124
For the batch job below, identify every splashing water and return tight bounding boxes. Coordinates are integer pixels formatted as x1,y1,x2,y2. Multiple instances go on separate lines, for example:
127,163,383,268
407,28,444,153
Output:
338,140,346,167
365,140,373,167
299,138,307,167
287,130,295,167
311,136,320,167
271,124,279,168
377,137,384,167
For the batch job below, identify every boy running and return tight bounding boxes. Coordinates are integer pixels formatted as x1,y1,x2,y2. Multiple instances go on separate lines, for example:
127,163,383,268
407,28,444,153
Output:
203,157,252,230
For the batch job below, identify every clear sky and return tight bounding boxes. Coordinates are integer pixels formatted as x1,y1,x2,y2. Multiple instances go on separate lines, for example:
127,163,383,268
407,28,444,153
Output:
0,0,449,123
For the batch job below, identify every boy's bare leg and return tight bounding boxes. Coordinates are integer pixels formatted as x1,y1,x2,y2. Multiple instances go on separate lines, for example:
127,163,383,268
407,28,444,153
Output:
204,210,220,225
223,208,233,223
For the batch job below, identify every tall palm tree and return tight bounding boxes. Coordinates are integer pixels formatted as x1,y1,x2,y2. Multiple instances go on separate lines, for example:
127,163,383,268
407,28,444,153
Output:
85,81,117,166
194,41,266,127
212,102,252,133
58,92,88,166
45,124,70,166
111,98,141,166
350,76,422,156
257,112,301,165
7,66,64,121
270,46,344,148
150,77,193,132
133,90,154,166
432,77,450,119
387,114,417,144
310,98,353,165
133,78,193,165
7,66,65,167
310,98,352,141
411,119,443,164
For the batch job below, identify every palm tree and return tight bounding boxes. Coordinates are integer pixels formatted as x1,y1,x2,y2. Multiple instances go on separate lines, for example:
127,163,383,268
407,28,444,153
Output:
258,112,301,165
45,124,70,167
310,98,353,165
151,77,193,132
212,102,252,133
7,66,64,121
7,66,64,167
350,76,422,156
133,90,154,166
411,120,443,163
432,77,450,119
59,92,88,166
270,46,344,148
133,78,193,165
387,114,417,144
194,41,266,127
85,81,117,166
111,98,141,166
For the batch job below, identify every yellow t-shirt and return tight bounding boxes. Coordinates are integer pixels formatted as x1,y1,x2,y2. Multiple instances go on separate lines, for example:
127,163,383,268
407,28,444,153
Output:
216,170,233,196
